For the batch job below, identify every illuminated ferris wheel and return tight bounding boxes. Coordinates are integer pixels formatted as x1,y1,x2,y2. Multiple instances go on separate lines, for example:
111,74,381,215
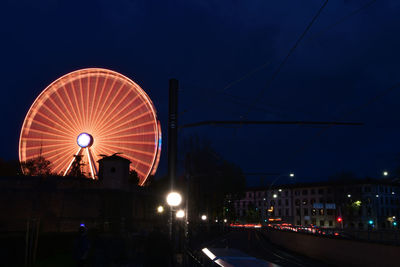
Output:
19,68,162,185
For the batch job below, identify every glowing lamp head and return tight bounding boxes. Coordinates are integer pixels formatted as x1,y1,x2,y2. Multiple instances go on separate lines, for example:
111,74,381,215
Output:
77,133,93,148
176,209,185,218
167,192,182,207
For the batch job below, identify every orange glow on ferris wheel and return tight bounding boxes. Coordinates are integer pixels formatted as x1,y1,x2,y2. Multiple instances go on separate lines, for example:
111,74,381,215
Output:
19,68,162,185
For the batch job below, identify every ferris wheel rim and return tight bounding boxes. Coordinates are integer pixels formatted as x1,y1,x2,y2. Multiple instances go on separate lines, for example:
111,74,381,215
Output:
19,68,161,185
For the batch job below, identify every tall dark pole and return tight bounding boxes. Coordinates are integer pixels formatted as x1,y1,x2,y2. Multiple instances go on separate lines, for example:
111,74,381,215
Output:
168,79,179,246
168,78,179,189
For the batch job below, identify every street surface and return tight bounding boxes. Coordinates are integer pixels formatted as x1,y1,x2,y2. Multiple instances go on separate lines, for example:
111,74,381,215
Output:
202,229,333,267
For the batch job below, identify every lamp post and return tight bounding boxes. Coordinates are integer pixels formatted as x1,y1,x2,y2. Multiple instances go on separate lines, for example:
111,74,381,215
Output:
167,192,182,240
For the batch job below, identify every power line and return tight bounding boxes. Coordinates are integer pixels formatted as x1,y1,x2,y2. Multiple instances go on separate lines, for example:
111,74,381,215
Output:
180,120,363,129
242,0,329,118
308,0,377,42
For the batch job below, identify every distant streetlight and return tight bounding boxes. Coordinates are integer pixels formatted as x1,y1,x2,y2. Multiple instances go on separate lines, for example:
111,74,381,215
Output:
278,189,282,192
289,173,295,177
167,192,182,207
201,215,207,221
176,209,185,218
347,194,351,198
376,194,379,198
215,219,218,223
223,219,227,223
383,171,389,176
273,194,277,198
157,205,164,213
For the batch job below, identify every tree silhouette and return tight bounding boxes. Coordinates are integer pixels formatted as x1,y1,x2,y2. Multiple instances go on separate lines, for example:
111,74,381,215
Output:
68,155,86,178
21,156,52,176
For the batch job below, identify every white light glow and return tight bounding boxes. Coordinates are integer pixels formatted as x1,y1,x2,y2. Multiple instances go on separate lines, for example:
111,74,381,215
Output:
167,192,182,206
157,206,164,213
290,173,295,177
176,209,185,218
201,215,207,221
202,248,216,260
273,194,277,198
77,133,92,148
383,171,389,176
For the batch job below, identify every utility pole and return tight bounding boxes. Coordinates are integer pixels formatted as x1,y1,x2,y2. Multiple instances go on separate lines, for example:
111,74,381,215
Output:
168,78,179,189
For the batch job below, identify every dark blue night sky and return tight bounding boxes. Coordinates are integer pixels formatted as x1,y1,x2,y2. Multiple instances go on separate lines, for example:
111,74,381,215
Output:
1,0,400,184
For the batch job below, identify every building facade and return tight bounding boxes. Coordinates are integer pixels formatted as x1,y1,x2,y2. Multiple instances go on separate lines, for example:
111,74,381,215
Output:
233,179,400,230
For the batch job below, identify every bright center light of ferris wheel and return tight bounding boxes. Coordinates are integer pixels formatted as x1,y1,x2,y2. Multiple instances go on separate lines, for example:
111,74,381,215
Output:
77,133,93,148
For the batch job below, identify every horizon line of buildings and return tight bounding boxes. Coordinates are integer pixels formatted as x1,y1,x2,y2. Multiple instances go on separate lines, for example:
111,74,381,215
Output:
233,178,400,230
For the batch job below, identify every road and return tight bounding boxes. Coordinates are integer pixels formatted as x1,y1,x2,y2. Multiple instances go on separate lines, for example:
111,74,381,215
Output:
202,229,333,267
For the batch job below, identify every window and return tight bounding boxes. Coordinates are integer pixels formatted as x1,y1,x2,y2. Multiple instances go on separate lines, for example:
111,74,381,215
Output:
311,189,315,195
311,198,316,204
297,221,301,225
285,199,289,206
312,218,316,225
304,208,309,215
329,220,333,226
318,188,324,194
319,209,324,215
278,209,282,216
320,220,325,226
285,191,288,197
295,199,300,206
295,190,300,196
327,188,332,194
302,199,308,205
327,209,333,215
296,209,300,216
278,199,281,206
285,208,289,216
312,208,317,216
319,198,324,203
302,189,308,195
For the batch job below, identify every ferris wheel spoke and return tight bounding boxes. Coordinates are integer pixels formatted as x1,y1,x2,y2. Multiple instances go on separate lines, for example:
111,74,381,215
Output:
97,100,147,134
88,75,99,131
89,74,109,133
93,94,141,134
101,142,155,158
43,149,76,174
27,126,71,140
78,76,87,126
61,84,84,131
100,118,155,138
93,86,132,133
53,89,81,131
36,108,77,137
91,77,118,132
47,96,81,133
94,83,126,128
70,80,86,128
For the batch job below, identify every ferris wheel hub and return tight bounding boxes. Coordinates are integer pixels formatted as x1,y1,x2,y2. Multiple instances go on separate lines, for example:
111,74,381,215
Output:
77,133,93,148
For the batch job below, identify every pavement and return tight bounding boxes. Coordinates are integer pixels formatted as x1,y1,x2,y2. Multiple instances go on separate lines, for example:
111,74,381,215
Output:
200,228,334,267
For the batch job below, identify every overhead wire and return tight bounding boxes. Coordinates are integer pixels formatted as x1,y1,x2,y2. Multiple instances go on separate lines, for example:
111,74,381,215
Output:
241,0,329,119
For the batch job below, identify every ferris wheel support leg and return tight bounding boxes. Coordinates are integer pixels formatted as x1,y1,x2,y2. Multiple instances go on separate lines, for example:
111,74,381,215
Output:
86,147,97,179
63,147,82,176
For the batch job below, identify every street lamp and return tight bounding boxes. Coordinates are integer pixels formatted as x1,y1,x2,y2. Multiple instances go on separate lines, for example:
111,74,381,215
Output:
176,209,185,218
167,192,182,207
157,205,164,213
201,215,207,221
383,171,389,176
289,173,295,177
